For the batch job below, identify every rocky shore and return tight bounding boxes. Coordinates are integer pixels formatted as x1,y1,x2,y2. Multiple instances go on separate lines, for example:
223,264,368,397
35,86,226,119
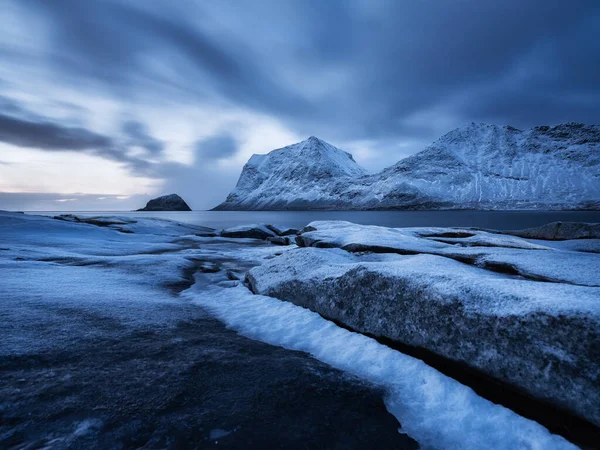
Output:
246,220,600,445
2,211,597,448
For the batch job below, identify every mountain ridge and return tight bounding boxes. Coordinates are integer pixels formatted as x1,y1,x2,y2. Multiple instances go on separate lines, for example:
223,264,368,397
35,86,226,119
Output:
213,123,600,211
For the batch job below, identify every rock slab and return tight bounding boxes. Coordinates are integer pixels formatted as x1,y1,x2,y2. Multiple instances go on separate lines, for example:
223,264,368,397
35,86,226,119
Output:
247,221,600,428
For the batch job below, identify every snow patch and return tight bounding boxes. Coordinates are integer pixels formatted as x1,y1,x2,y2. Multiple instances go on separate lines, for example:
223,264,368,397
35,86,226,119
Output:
186,282,575,450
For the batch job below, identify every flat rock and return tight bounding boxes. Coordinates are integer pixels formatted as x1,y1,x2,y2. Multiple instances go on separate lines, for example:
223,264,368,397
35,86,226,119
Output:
296,221,598,286
0,212,414,449
54,214,215,237
248,221,600,428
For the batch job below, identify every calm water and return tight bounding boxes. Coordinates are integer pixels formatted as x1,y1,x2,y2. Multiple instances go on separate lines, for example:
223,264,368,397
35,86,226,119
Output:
28,210,600,230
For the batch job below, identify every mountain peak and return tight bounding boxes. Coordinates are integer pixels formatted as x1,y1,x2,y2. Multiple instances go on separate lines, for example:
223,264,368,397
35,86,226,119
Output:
302,135,333,150
213,137,368,210
214,122,599,211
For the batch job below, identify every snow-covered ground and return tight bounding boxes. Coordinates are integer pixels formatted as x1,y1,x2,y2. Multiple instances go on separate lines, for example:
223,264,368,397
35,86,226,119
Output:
188,281,576,450
1,212,414,448
1,211,595,448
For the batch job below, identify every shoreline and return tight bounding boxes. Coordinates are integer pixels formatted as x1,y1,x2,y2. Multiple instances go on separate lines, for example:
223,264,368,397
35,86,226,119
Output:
1,211,598,448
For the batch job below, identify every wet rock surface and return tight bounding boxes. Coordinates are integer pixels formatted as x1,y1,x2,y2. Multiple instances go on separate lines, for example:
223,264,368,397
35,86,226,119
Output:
220,224,298,241
1,303,415,449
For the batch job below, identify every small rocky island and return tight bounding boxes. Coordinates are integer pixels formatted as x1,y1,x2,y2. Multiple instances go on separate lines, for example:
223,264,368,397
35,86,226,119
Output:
137,194,192,211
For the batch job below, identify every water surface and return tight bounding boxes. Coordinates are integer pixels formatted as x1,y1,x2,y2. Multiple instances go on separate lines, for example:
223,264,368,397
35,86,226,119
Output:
29,210,600,230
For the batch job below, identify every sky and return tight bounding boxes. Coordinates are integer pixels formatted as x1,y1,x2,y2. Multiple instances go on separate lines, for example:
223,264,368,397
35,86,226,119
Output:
0,0,599,211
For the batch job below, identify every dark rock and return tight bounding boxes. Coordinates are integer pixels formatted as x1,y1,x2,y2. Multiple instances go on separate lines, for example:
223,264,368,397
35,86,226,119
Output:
300,225,317,233
198,262,220,273
194,231,218,238
53,215,137,233
419,231,476,239
137,194,192,211
265,225,300,236
226,270,242,281
221,225,277,240
267,236,292,246
504,222,600,240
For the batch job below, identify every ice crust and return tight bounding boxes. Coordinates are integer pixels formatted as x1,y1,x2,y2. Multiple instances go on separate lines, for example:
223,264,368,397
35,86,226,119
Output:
187,282,576,450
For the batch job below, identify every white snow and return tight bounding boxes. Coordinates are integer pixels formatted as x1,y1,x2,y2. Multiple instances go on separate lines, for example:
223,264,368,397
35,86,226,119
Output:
216,123,600,210
216,136,368,209
299,221,600,287
250,247,600,317
0,212,280,355
185,281,576,450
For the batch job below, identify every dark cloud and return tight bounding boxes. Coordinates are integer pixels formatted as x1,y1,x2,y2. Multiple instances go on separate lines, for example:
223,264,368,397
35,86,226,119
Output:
23,0,311,115
1,0,599,210
195,133,238,160
0,113,112,151
15,0,598,142
0,109,160,176
121,120,164,155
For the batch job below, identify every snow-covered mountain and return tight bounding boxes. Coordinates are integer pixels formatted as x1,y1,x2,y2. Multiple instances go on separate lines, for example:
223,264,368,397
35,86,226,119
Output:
215,136,368,210
213,123,600,210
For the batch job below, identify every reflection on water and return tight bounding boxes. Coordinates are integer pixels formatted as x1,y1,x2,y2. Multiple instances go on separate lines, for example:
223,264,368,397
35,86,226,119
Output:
28,210,600,231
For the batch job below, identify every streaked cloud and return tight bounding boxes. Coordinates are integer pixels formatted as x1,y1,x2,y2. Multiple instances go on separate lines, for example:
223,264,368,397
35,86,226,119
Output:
0,0,598,210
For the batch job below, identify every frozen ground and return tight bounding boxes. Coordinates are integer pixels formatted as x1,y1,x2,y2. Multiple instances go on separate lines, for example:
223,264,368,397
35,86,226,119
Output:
0,212,412,449
0,212,592,449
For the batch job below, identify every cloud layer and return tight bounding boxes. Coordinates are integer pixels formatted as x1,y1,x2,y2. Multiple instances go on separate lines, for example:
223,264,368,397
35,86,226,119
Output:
1,0,599,209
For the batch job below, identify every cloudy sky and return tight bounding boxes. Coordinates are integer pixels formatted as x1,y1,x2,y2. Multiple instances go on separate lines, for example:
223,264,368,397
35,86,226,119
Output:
1,0,598,211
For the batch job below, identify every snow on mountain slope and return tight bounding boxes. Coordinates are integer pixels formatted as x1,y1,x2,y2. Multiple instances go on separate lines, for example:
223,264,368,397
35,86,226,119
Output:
214,124,600,210
369,123,600,209
215,136,368,210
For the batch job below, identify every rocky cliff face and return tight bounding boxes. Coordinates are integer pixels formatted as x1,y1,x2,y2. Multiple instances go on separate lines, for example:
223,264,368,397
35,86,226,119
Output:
138,194,192,211
214,123,600,210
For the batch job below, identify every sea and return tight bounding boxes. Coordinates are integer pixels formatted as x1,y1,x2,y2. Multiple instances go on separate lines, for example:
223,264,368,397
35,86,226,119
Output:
27,209,600,230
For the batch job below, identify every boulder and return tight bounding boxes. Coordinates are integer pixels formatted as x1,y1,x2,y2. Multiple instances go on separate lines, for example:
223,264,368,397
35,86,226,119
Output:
267,236,292,246
265,224,300,236
220,224,277,240
137,194,192,211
